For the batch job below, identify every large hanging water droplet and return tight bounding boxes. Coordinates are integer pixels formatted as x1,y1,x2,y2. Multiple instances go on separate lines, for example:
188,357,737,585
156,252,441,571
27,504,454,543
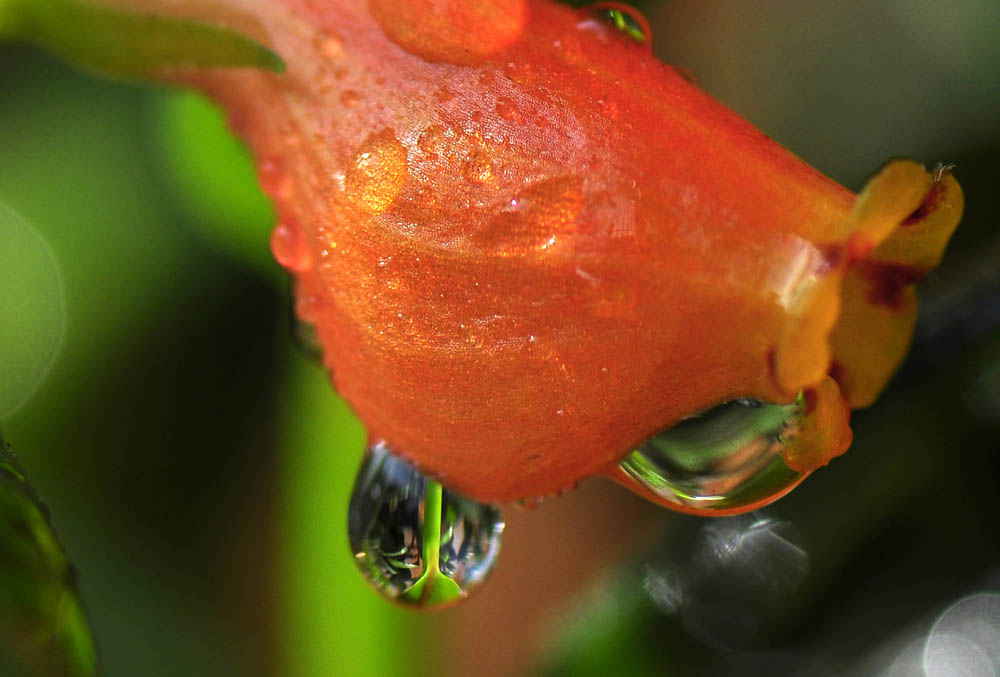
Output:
618,394,806,514
582,3,652,46
348,441,505,608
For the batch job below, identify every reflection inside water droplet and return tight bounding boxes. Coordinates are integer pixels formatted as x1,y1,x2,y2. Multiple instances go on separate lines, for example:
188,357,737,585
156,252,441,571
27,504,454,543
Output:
348,441,505,608
619,395,806,513
582,3,652,45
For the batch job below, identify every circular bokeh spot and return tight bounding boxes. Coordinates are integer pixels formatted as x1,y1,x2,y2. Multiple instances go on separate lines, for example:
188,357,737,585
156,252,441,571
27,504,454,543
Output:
0,202,65,418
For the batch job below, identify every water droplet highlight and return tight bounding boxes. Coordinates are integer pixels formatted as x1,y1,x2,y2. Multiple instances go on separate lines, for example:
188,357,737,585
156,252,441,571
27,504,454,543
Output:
348,441,505,608
618,395,806,514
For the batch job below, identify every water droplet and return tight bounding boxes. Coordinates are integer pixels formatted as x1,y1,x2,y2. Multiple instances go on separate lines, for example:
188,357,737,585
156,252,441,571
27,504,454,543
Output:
619,394,806,513
495,97,521,123
461,150,494,184
369,0,528,66
581,3,652,46
434,86,455,104
348,441,505,608
270,220,311,273
315,31,343,59
346,129,409,213
474,175,584,254
503,60,535,86
258,158,293,201
417,124,448,157
340,90,361,107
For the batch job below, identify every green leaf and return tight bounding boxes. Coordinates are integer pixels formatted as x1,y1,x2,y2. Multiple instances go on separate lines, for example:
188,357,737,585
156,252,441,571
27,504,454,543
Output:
0,432,98,677
0,0,284,78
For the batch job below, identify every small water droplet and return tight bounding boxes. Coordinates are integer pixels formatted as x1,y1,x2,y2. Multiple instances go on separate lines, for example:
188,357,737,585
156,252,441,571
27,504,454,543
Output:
340,90,361,107
495,98,521,123
315,31,343,59
270,220,311,273
462,150,494,184
258,158,293,201
348,441,505,608
418,125,448,156
474,175,584,254
580,3,652,46
434,86,455,104
503,60,535,86
619,395,806,513
346,129,409,213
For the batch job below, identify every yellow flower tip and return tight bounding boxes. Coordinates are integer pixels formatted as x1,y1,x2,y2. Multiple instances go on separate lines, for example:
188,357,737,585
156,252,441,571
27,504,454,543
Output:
773,269,843,397
781,375,853,473
869,168,964,271
829,161,964,409
850,159,934,248
773,160,963,412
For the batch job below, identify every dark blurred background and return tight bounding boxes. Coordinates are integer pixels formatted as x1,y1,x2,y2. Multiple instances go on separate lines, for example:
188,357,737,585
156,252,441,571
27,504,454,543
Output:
1,1,998,675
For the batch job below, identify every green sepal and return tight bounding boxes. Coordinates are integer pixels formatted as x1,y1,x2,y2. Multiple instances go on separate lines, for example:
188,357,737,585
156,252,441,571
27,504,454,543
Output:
0,0,284,79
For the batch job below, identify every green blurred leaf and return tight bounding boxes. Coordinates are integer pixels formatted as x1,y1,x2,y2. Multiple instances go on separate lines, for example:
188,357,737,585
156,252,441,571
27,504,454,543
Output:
0,432,97,677
148,89,277,272
0,0,283,78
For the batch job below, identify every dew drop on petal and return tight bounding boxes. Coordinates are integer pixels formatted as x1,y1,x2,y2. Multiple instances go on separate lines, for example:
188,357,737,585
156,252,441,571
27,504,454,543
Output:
257,158,293,201
345,129,409,213
417,124,448,157
369,0,528,66
270,219,311,273
315,30,343,59
495,97,521,123
619,395,807,513
461,149,494,185
340,90,361,107
348,441,505,608
580,3,652,46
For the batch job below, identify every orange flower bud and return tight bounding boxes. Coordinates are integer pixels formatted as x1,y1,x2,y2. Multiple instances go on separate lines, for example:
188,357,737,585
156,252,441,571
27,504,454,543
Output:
178,0,962,509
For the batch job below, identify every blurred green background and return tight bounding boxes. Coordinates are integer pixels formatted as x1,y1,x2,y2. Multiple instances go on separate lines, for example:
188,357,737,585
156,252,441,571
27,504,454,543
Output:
1,1,999,675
